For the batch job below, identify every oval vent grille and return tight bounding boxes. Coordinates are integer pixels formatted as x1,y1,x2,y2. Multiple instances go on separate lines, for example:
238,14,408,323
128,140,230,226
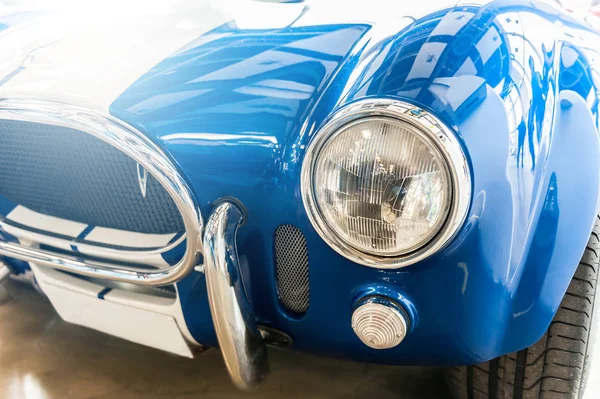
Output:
274,224,309,314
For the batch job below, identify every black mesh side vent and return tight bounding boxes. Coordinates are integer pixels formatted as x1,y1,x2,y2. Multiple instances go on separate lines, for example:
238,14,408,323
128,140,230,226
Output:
274,224,310,314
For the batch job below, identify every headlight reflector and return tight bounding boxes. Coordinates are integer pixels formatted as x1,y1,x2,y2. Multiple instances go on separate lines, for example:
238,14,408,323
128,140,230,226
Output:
301,100,471,268
314,117,451,256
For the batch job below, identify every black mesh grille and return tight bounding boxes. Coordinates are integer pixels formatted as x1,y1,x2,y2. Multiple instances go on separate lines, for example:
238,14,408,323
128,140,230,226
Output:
0,120,184,234
274,225,309,314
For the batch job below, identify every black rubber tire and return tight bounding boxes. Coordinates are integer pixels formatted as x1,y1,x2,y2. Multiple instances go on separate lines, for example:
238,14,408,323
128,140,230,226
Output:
446,215,600,399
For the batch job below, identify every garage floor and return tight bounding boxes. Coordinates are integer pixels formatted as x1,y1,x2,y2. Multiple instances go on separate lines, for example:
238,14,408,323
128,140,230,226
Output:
0,281,450,399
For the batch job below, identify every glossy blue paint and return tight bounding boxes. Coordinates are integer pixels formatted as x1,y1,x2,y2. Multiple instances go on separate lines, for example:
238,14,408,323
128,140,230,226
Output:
105,0,600,365
0,0,596,367
110,21,372,346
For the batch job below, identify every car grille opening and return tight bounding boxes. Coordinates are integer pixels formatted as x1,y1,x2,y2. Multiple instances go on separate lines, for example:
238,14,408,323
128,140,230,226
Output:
0,120,184,235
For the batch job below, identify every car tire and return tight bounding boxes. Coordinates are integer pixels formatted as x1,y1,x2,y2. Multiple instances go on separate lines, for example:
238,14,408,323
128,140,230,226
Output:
446,215,600,398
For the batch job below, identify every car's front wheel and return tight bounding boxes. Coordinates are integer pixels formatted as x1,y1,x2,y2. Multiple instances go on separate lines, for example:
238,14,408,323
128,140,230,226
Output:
446,216,600,398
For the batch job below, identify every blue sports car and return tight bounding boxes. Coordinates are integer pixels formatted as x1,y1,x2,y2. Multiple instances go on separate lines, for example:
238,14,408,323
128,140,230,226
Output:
0,0,598,397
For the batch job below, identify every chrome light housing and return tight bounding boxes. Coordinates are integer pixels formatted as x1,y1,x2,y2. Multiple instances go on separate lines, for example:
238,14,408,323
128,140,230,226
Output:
301,99,471,269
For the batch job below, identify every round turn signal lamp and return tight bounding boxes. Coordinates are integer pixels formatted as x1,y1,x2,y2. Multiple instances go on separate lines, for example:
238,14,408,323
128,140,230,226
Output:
351,297,408,350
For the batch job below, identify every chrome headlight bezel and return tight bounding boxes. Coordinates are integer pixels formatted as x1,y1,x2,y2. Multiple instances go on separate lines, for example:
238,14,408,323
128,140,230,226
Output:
300,99,471,269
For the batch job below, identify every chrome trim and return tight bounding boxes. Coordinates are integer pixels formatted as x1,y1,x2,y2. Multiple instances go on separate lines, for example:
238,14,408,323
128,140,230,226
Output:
137,163,149,198
301,98,472,269
0,217,187,267
0,99,203,285
203,202,268,391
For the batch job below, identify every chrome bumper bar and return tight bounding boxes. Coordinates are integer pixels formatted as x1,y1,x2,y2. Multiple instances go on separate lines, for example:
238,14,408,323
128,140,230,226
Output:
0,100,268,389
0,240,199,286
0,197,269,388
203,202,269,390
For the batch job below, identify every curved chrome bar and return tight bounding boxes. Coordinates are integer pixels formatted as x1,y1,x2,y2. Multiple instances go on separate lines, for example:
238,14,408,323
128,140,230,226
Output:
0,218,187,271
0,98,203,286
0,241,176,282
203,202,268,391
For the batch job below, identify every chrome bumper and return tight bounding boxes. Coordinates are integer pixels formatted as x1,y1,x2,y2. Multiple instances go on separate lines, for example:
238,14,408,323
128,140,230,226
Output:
0,241,201,286
203,202,269,390
0,199,269,389
0,101,268,388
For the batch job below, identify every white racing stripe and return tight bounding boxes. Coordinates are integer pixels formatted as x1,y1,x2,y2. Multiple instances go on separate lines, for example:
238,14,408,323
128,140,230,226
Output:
0,0,230,111
7,205,87,237
0,0,471,114
84,227,176,249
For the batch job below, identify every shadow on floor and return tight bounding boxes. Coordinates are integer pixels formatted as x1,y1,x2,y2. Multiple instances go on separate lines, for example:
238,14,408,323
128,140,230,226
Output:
0,281,451,398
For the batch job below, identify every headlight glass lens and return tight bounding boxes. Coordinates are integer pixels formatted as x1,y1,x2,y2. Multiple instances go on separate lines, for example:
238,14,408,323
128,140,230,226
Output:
313,117,451,256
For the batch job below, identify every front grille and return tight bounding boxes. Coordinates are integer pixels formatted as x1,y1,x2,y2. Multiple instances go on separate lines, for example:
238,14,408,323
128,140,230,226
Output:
0,120,183,234
274,225,309,314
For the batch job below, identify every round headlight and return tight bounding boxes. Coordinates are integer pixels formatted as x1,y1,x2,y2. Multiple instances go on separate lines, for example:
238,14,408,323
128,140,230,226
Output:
301,99,470,268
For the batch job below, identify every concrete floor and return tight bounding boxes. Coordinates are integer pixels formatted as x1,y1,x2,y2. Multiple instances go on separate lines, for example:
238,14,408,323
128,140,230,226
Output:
0,281,450,399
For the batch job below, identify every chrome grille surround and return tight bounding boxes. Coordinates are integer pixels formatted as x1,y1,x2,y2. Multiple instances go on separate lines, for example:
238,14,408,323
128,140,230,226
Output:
0,99,203,286
274,225,309,314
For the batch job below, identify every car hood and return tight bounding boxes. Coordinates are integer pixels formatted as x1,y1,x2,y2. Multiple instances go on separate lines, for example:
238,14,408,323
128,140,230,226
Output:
0,0,457,112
